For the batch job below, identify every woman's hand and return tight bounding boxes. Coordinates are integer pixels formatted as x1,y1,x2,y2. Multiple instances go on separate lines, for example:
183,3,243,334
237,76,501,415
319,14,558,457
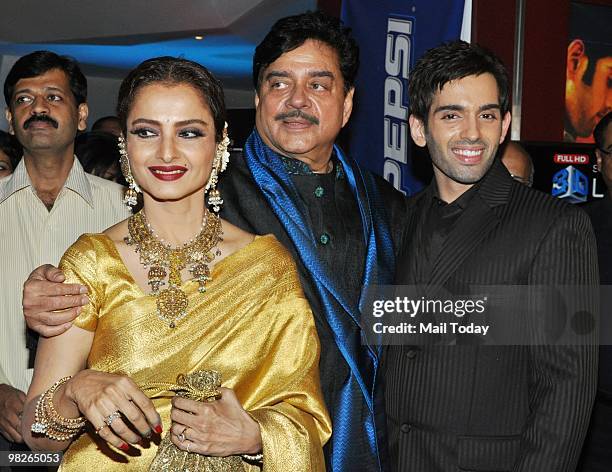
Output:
169,387,262,456
64,370,162,450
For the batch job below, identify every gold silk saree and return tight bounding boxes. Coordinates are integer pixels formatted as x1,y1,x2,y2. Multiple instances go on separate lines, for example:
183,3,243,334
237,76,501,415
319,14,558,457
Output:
57,233,331,471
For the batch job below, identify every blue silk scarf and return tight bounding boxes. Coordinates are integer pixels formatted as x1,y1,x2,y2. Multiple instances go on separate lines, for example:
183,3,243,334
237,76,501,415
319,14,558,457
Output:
243,130,394,470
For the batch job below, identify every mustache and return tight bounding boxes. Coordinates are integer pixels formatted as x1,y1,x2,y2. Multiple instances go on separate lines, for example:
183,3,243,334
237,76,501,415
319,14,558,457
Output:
451,139,487,147
23,114,58,129
274,109,319,125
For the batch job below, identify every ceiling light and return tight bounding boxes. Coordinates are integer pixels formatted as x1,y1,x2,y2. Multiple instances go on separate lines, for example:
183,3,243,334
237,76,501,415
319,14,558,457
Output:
194,35,204,40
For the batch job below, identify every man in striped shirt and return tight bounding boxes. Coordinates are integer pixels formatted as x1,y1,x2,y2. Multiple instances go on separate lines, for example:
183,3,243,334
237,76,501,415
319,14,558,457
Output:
0,51,127,453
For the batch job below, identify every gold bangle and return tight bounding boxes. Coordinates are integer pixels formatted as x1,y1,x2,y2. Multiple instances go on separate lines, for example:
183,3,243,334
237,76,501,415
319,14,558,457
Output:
31,376,86,441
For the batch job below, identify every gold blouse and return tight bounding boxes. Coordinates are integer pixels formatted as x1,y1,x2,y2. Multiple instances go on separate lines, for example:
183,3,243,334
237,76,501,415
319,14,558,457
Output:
57,233,331,471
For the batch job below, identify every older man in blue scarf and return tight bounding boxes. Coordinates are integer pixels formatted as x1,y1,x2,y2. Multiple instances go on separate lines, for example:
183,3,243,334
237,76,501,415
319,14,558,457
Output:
223,12,406,470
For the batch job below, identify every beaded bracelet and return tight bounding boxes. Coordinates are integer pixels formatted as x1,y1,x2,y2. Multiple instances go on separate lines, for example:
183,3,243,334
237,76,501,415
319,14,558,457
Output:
241,452,264,463
31,376,86,441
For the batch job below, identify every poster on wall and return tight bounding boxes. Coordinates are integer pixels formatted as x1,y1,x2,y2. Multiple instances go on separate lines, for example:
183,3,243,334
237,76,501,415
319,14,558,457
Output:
527,142,604,205
564,1,612,143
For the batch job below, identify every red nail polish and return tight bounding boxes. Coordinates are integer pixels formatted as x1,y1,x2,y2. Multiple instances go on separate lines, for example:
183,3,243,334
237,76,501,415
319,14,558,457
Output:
154,425,163,434
119,443,129,451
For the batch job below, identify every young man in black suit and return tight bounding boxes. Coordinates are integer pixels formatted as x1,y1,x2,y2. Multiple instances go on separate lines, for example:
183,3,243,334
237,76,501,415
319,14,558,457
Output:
385,41,598,472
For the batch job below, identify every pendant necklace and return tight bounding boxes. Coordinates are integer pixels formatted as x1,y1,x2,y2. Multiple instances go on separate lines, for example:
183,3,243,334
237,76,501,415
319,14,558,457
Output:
125,209,222,328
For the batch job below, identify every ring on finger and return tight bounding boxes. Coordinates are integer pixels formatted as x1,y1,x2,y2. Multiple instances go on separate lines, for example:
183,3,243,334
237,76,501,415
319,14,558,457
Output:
186,441,191,453
178,427,188,442
95,424,108,435
104,411,121,426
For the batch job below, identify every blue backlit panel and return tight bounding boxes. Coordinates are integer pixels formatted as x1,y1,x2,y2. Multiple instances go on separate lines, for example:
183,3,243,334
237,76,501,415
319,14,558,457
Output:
0,36,255,77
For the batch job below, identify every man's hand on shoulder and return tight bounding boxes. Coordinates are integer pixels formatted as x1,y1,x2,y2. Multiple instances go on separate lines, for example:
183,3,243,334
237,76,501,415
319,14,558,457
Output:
0,384,26,443
22,264,89,337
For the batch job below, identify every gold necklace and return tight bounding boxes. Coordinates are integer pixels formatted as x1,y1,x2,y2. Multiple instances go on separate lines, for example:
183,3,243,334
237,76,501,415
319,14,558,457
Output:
125,209,223,328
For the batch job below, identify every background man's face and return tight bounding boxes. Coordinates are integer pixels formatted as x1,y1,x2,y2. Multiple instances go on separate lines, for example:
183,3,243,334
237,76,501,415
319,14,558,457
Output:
5,68,87,155
410,73,511,200
254,39,354,169
94,117,122,137
566,40,612,139
501,142,533,186
0,150,13,178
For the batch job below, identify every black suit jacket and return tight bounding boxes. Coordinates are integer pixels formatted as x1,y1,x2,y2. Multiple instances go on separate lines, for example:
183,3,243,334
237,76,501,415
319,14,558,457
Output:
577,197,612,471
583,196,612,399
385,159,599,472
584,196,612,286
220,150,408,470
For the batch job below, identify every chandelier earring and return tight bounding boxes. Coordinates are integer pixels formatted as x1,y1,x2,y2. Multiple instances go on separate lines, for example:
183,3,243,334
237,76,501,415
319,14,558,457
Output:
118,135,142,208
205,122,230,213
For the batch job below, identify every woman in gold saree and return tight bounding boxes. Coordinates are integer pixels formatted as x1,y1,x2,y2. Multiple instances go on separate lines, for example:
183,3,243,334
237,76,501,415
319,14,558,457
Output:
21,57,331,471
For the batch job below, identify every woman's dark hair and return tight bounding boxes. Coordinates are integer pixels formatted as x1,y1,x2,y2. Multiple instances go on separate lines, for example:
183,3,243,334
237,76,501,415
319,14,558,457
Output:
4,50,87,107
253,10,359,94
0,130,22,169
75,131,127,186
117,57,226,142
408,40,510,124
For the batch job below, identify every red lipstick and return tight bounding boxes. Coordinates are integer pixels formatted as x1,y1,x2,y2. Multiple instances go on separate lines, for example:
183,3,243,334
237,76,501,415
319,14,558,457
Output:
148,165,188,181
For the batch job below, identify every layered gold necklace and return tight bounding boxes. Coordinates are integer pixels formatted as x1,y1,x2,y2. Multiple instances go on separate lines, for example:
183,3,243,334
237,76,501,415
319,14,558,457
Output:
125,209,222,328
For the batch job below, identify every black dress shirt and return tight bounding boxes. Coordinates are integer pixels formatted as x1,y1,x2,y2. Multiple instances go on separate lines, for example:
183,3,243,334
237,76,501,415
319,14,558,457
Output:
411,184,477,284
284,155,366,304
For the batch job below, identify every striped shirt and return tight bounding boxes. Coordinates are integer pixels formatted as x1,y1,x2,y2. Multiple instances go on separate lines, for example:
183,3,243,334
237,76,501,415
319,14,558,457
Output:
0,158,129,392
